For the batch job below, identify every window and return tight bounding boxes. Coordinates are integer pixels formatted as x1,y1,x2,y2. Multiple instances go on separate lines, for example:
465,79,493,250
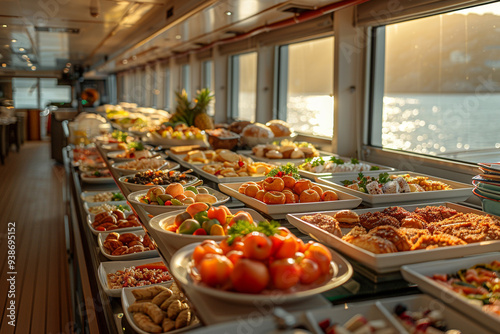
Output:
163,67,171,110
371,2,500,163
152,67,158,108
230,52,257,122
202,60,215,116
277,37,334,137
13,78,71,109
13,78,39,108
181,64,191,99
40,78,71,108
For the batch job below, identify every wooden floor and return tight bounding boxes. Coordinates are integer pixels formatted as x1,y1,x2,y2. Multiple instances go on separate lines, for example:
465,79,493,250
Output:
0,141,74,334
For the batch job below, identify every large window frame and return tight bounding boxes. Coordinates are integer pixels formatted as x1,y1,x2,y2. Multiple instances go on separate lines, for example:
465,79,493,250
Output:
228,51,258,122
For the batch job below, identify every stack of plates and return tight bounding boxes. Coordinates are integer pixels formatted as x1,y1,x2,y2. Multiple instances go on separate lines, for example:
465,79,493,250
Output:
472,162,500,215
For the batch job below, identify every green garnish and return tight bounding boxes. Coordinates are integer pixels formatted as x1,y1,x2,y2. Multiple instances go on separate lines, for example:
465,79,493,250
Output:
93,171,101,177
112,192,125,201
378,172,390,184
370,166,380,171
127,141,145,151
227,220,280,245
116,205,130,211
111,130,128,143
330,156,345,164
266,163,301,180
350,158,359,164
310,157,325,167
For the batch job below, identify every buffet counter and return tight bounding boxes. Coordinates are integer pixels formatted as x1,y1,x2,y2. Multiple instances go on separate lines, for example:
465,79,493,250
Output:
63,143,426,334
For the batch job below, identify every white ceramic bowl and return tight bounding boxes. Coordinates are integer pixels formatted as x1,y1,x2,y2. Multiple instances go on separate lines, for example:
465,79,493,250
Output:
127,186,230,216
118,173,199,192
148,208,265,252
111,159,179,176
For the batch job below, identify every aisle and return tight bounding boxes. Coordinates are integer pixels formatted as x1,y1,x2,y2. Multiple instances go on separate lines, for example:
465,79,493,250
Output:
0,141,74,334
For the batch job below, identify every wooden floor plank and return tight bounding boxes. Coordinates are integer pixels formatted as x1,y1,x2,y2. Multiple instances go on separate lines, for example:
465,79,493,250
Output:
0,141,73,334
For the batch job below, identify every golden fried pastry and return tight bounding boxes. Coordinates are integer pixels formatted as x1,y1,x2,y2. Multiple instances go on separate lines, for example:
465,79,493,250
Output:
398,228,431,246
410,234,467,250
301,213,342,238
344,234,398,254
413,205,458,223
128,302,164,324
133,313,162,333
119,232,141,244
342,226,367,240
334,210,360,228
368,225,411,251
381,206,413,222
400,214,428,229
360,212,400,230
111,246,128,255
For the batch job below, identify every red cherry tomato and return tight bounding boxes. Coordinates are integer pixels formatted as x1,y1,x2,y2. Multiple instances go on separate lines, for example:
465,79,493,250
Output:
269,258,301,290
274,234,299,259
242,232,273,261
304,243,332,275
298,258,321,284
198,254,234,287
230,259,270,294
193,240,223,266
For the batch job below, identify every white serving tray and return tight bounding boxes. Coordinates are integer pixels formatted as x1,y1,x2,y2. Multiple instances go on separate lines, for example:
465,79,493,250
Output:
401,253,500,333
97,230,158,260
298,158,395,181
97,257,172,297
286,202,500,273
80,172,115,184
317,171,473,206
189,162,276,184
83,200,128,214
111,159,179,176
80,190,125,203
86,214,142,236
121,283,201,334
218,182,362,219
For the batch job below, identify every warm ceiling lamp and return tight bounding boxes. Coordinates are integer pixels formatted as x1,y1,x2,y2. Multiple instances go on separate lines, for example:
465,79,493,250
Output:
19,47,25,52
31,66,36,70
66,62,71,67
1,63,6,67
175,35,181,40
225,11,232,16
11,39,16,43
2,25,7,28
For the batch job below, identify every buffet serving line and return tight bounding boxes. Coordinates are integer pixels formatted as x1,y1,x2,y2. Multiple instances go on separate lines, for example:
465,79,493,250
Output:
62,111,500,334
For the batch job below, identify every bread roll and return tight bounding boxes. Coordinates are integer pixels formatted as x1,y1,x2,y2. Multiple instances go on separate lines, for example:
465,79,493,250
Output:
266,120,292,137
228,120,252,134
241,123,274,138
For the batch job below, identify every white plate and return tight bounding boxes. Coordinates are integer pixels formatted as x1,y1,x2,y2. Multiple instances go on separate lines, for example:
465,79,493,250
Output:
286,202,500,273
80,190,125,203
401,253,500,333
86,214,143,236
111,159,179,176
317,171,473,206
118,173,199,192
107,150,155,162
97,230,158,260
170,242,353,305
127,186,230,216
306,294,491,334
148,208,266,252
80,172,115,184
167,151,212,169
83,200,130,215
218,182,362,219
297,157,395,180
121,283,200,334
97,257,172,297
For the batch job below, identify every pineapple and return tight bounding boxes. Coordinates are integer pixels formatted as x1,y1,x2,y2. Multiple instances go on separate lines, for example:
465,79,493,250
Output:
193,88,214,130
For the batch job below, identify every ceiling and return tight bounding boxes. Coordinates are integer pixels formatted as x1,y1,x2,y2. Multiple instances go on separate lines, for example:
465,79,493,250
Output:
0,0,348,77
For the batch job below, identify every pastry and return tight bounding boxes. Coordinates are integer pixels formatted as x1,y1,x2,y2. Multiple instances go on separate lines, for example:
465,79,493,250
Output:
344,234,398,254
368,225,411,251
228,120,252,134
241,123,274,138
300,213,342,238
266,120,292,137
334,210,360,228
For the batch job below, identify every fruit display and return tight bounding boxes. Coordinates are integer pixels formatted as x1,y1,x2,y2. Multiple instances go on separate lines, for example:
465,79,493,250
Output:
123,170,196,186
127,283,198,332
91,211,141,232
299,156,381,173
190,220,334,294
251,140,319,159
430,260,500,318
163,205,252,236
237,164,339,204
318,314,394,334
152,123,206,141
168,88,214,130
138,184,218,206
102,231,156,256
299,205,500,254
84,191,125,202
393,303,463,333
106,262,172,289
341,172,452,194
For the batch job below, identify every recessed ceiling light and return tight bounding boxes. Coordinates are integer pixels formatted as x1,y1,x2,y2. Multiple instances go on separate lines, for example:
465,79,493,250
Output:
21,55,28,59
19,47,25,52
122,59,128,64
11,39,16,43
132,55,137,60
27,62,32,66
175,35,181,40
31,66,36,71
66,62,71,67
63,68,69,73
225,11,232,16
1,63,6,67
2,25,7,28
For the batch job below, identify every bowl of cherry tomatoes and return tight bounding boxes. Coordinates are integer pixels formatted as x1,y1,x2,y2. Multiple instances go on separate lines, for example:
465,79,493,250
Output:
168,221,353,304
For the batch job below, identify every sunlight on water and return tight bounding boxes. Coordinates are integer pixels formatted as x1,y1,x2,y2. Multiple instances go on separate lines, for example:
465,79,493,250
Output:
382,94,500,161
287,95,334,137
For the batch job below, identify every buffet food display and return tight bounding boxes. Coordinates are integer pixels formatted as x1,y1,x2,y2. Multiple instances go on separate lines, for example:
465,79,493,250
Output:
64,114,496,334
